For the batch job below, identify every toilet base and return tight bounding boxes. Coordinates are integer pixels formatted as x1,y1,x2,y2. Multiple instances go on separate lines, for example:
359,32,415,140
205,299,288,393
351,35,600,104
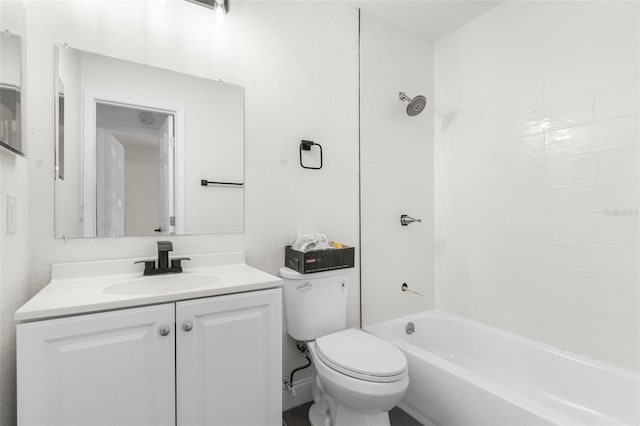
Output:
309,403,330,426
308,402,391,426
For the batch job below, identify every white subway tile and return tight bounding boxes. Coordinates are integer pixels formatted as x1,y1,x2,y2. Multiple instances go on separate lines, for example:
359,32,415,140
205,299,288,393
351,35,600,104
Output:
579,305,640,345
590,115,639,151
595,81,640,121
545,214,597,242
598,180,640,211
589,2,640,59
545,181,639,214
361,167,431,197
508,314,604,362
546,154,594,186
591,51,639,92
502,238,545,265
541,51,639,103
493,77,545,115
501,161,546,189
544,126,593,157
543,68,594,104
535,267,639,313
594,147,639,182
543,185,600,213
361,133,432,172
434,1,640,371
545,115,638,158
502,214,547,240
469,303,512,330
597,339,640,372
504,95,593,138
543,241,638,278
594,215,639,246
509,292,639,346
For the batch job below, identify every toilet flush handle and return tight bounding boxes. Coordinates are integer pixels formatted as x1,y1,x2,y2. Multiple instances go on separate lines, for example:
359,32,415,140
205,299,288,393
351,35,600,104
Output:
297,282,312,291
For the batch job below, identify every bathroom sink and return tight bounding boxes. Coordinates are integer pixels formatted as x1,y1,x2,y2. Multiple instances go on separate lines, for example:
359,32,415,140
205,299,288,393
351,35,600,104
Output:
15,252,283,322
103,273,220,296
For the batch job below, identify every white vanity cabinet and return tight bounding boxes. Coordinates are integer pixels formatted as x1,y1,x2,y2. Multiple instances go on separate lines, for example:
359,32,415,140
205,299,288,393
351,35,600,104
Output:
17,288,282,426
17,303,176,426
176,289,282,425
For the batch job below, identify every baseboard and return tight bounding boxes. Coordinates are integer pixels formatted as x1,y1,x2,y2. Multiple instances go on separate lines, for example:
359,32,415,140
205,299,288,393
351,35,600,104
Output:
397,401,436,426
282,377,313,412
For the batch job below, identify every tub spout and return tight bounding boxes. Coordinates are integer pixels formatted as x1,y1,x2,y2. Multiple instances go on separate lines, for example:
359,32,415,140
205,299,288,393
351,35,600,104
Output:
401,282,424,297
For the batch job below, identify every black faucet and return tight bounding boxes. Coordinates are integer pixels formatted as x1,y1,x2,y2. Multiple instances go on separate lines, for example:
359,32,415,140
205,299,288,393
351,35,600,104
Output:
157,240,172,269
135,241,190,276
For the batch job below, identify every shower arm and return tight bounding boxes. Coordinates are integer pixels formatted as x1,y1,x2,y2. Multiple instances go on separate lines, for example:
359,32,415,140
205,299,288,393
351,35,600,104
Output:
399,92,412,102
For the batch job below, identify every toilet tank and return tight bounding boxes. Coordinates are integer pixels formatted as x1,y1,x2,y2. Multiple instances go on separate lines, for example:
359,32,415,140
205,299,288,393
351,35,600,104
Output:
280,267,349,342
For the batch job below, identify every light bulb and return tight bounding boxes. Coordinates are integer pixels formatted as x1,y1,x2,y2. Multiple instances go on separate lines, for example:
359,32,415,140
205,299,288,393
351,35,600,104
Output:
215,7,225,23
214,0,225,24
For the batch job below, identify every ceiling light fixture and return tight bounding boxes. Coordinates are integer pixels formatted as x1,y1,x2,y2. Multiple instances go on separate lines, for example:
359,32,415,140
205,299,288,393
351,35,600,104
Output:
185,0,229,23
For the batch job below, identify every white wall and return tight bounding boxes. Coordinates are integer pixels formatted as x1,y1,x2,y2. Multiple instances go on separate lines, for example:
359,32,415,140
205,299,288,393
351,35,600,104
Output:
360,12,435,325
0,1,360,423
0,1,29,425
435,1,639,371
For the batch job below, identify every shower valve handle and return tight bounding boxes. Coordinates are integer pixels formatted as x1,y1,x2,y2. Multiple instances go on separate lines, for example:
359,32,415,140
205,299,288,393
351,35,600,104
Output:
400,215,422,226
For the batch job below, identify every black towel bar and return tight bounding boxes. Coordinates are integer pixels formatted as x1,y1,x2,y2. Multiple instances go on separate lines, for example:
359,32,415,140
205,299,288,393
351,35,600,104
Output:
200,180,244,187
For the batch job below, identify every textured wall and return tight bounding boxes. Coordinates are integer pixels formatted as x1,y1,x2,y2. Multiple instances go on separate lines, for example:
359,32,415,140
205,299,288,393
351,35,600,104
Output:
435,1,639,371
0,1,29,425
360,12,435,325
3,1,360,423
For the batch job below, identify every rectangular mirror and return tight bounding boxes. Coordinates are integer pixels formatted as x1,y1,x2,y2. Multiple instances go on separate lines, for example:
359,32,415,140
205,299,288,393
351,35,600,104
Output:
0,31,23,156
54,45,244,239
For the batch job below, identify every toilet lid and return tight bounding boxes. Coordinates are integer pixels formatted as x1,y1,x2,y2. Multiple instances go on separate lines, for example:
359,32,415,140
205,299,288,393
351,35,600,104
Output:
315,329,407,382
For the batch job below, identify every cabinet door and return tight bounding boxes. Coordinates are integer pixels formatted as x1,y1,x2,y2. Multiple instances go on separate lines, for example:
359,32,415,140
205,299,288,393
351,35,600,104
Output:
176,288,282,426
17,304,175,426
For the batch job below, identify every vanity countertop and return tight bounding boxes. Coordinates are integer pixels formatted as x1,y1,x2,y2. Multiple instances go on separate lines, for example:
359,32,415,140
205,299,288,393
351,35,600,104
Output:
15,252,282,322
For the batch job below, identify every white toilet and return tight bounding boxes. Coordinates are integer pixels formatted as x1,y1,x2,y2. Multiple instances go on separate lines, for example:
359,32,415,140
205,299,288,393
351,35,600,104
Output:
280,267,409,426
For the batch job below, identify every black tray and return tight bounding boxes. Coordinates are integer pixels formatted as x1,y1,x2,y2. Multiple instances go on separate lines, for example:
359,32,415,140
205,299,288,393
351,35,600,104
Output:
284,245,355,274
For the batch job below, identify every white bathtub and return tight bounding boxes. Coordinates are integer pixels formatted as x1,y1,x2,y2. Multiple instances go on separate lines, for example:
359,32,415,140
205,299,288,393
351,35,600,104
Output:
366,310,640,426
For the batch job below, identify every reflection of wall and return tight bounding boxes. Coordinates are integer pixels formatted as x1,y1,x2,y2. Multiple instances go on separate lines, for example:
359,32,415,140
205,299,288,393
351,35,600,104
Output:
0,33,22,153
0,34,20,86
55,46,82,237
360,13,435,325
121,142,160,236
17,1,360,421
435,1,639,371
0,1,28,425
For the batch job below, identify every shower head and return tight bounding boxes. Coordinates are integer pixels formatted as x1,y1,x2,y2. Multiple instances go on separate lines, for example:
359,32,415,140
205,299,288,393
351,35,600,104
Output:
399,92,427,117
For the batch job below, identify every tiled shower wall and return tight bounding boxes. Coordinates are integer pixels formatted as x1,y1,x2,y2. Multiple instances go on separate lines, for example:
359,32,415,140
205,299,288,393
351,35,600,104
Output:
435,1,639,371
360,12,435,325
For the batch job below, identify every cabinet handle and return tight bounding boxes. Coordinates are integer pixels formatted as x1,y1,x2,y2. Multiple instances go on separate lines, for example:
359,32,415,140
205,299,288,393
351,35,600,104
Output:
183,321,193,332
159,326,171,336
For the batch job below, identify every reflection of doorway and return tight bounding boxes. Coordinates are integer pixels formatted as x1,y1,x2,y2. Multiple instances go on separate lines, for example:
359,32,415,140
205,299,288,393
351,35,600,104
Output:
83,92,183,237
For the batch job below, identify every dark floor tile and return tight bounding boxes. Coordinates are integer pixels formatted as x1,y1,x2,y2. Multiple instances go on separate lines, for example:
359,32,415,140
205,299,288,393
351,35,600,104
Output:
389,406,422,426
282,401,312,426
283,402,422,426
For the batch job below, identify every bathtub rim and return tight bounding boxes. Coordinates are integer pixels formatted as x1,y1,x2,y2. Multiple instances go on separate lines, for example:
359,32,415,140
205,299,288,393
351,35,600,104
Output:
364,309,640,426
366,309,639,379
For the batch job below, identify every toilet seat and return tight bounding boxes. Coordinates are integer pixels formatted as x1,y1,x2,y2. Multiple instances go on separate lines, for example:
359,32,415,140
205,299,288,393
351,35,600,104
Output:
315,329,407,383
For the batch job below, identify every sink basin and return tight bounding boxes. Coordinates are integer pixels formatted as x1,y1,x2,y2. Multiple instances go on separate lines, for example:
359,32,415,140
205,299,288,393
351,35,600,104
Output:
103,273,220,296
